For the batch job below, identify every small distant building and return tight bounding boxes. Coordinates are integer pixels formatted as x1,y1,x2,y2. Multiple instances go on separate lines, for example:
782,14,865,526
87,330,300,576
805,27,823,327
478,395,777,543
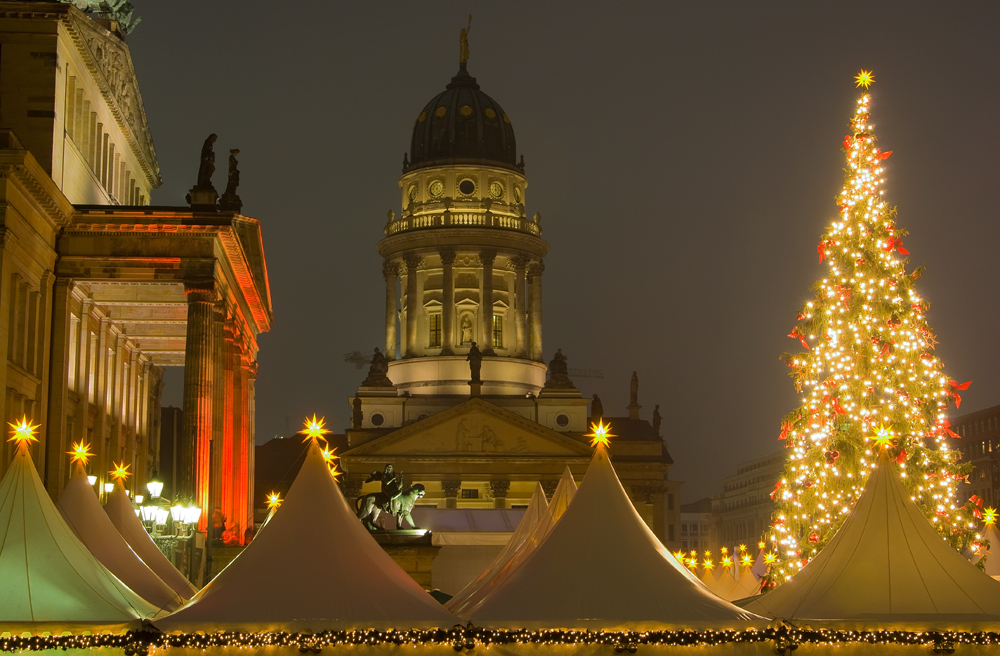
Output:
952,405,1000,507
711,449,785,548
679,498,712,554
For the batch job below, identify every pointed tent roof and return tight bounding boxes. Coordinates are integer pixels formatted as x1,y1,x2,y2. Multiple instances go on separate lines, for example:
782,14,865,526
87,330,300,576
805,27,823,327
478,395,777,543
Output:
447,483,549,613
57,463,183,611
0,441,157,632
451,465,578,617
104,480,197,599
974,522,1000,579
467,445,762,629
743,450,1000,626
156,440,457,632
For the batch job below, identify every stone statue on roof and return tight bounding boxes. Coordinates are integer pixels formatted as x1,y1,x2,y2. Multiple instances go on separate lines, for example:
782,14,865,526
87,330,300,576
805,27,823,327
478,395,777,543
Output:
544,349,574,389
591,394,604,421
220,148,242,212
196,134,217,188
362,347,393,387
459,15,472,64
467,341,483,384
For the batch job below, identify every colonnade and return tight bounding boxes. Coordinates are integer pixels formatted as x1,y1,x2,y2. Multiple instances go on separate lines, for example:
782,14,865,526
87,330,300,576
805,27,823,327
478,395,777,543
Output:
382,250,544,362
181,282,257,544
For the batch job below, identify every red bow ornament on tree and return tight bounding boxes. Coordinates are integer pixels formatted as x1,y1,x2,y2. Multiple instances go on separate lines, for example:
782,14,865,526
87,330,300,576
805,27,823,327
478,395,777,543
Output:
948,380,972,409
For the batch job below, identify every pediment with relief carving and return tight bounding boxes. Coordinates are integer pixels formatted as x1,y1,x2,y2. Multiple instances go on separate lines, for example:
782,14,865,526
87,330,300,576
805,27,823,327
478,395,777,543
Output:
344,398,591,459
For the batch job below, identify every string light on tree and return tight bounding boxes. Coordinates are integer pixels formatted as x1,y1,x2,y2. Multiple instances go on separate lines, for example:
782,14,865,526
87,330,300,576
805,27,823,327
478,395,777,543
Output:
770,70,975,582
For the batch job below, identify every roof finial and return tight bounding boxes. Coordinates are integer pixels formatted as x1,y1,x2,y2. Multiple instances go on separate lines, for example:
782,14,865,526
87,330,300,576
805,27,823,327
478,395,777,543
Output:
459,14,472,65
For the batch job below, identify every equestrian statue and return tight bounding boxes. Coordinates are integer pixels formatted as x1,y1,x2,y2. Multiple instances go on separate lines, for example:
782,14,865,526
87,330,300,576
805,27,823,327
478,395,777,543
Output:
355,464,426,530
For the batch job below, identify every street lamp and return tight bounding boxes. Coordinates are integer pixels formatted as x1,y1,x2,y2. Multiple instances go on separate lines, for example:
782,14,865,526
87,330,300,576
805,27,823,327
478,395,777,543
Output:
103,482,114,494
146,470,164,499
87,475,97,486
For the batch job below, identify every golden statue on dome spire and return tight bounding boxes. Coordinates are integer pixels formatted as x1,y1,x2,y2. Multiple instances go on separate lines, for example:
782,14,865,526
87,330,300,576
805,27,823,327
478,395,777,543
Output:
459,14,472,64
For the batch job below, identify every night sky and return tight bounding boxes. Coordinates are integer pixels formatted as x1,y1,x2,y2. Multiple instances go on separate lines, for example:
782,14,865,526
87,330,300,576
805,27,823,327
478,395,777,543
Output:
126,2,1000,501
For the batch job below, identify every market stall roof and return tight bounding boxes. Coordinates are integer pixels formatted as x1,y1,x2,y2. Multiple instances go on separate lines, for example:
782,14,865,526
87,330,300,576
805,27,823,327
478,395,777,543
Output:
447,483,549,613
57,463,183,611
743,450,1000,626
0,439,157,632
451,466,577,617
467,444,762,629
156,439,457,632
975,522,1000,579
105,480,197,599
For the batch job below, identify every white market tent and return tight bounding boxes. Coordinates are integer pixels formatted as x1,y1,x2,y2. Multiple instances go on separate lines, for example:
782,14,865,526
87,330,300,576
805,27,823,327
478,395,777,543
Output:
0,439,157,632
57,462,184,611
449,466,577,617
975,522,1000,580
446,482,549,613
155,439,457,632
104,479,198,599
742,450,1000,627
466,444,763,629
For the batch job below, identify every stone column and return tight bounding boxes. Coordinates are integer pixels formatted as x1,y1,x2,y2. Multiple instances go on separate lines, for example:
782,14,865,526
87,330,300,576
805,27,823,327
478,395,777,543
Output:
382,260,398,360
182,283,216,521
403,254,421,358
440,250,456,355
480,250,496,355
44,278,72,494
528,261,544,362
512,256,528,357
489,479,510,509
442,480,461,509
74,299,92,447
221,321,236,527
247,359,257,540
236,350,252,543
210,303,226,521
230,334,245,540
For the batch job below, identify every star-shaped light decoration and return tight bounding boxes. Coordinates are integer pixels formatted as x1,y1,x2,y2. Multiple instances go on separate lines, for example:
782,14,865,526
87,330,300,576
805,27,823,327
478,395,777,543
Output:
266,492,282,510
984,507,997,527
67,441,94,466
764,552,778,565
738,543,747,552
110,461,131,481
703,558,714,570
673,549,686,562
721,555,733,568
855,69,875,89
586,419,615,449
868,423,895,450
8,416,40,446
741,554,753,568
300,414,331,444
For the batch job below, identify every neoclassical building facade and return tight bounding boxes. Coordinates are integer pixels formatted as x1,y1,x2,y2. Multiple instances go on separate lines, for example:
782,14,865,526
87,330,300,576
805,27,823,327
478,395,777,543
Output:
0,3,271,544
340,55,680,548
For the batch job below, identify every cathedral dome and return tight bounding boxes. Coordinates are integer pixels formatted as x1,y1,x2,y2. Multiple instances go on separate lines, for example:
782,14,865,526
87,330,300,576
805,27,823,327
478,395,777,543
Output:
408,63,518,172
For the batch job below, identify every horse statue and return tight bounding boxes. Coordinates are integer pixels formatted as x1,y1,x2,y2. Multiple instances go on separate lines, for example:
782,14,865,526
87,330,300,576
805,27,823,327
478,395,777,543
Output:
355,465,426,530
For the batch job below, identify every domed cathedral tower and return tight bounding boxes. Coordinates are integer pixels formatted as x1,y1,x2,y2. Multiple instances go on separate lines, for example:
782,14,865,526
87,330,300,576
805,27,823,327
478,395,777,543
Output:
379,61,546,396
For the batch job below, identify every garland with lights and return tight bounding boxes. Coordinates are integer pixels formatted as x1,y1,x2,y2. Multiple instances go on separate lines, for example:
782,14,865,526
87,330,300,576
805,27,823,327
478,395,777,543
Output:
769,71,977,583
2,626,999,653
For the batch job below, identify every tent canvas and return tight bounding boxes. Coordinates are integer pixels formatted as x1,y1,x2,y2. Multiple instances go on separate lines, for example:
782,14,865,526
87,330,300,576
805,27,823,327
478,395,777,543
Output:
743,450,1000,626
467,445,763,629
156,440,456,632
445,483,548,613
0,441,157,632
450,466,577,617
58,462,183,611
104,482,198,599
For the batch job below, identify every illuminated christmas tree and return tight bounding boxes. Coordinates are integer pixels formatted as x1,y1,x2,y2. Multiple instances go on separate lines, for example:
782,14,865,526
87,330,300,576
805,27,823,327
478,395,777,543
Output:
769,71,979,583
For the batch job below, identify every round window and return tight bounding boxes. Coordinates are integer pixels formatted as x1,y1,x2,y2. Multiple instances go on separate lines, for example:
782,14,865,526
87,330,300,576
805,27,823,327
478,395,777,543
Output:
429,180,444,197
489,181,504,200
407,185,417,202
458,179,476,195
371,413,384,426
513,186,522,203
556,414,569,427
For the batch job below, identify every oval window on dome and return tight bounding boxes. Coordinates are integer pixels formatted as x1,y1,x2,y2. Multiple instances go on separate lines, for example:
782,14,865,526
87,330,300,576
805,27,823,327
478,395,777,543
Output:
435,106,447,118
408,185,417,202
484,108,496,119
458,179,476,196
429,180,444,198
513,186,522,203
460,105,473,116
417,111,427,123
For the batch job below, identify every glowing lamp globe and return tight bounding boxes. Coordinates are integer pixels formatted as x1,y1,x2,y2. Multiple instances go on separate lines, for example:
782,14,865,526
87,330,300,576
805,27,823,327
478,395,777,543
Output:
183,505,202,525
103,482,114,493
146,471,164,499
87,475,97,486
140,503,159,523
170,503,185,523
154,507,169,526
